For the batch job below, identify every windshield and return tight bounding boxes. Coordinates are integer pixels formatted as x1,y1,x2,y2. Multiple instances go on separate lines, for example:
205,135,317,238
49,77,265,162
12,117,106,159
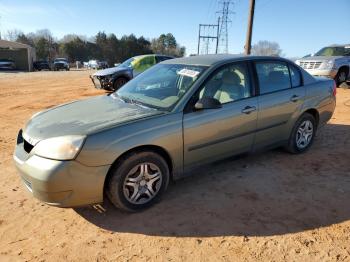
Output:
116,63,207,110
55,58,68,62
119,57,135,68
314,46,350,56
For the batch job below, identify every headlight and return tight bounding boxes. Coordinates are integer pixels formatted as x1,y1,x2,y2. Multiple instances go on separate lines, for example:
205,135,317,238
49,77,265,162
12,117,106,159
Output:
322,60,334,69
33,135,86,160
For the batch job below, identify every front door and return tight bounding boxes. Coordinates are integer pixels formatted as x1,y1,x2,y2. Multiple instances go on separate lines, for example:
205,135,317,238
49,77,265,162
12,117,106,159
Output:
183,62,258,170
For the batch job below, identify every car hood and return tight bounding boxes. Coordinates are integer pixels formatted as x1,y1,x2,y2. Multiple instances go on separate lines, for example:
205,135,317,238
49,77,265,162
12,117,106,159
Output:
23,95,163,144
299,56,343,61
93,66,130,76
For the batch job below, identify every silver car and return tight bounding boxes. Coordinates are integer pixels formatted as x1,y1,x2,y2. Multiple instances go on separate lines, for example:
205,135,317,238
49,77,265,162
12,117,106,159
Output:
296,44,350,86
13,55,336,212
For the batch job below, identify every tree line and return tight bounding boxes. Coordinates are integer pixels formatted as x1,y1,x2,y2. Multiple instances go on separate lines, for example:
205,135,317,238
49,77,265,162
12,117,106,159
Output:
5,29,186,65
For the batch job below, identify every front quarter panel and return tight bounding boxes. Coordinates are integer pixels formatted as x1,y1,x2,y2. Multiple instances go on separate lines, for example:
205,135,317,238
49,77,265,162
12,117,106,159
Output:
75,112,184,177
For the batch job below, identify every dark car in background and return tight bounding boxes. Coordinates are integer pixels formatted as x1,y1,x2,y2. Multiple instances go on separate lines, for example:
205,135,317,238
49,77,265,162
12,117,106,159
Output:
33,60,51,71
0,59,16,70
90,54,173,91
53,58,70,71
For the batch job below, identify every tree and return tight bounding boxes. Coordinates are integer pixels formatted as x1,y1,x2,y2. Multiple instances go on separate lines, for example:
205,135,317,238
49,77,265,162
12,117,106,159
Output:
5,29,23,42
16,33,34,46
36,38,50,60
151,33,185,57
60,37,89,61
251,40,282,56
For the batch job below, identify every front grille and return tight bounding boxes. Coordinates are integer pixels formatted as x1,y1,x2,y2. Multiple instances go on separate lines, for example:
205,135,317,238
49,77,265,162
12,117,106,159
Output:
299,61,322,69
23,139,34,153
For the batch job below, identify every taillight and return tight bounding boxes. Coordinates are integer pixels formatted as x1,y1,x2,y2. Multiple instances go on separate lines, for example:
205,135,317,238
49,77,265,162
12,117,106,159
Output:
333,80,336,96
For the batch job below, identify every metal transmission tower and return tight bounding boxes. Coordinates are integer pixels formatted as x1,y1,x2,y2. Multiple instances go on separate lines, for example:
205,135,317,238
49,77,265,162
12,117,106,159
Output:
217,0,234,54
197,18,220,55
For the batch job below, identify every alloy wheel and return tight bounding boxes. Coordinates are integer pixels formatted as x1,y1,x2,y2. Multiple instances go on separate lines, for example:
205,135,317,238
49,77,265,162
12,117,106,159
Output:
123,163,162,205
296,120,314,149
338,71,347,83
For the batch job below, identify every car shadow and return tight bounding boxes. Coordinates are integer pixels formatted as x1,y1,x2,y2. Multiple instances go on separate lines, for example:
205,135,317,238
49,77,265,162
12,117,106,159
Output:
75,123,350,237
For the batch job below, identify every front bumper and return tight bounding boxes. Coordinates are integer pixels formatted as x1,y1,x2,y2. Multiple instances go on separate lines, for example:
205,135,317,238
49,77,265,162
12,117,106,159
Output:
90,75,113,90
13,140,110,207
303,68,338,79
54,63,68,70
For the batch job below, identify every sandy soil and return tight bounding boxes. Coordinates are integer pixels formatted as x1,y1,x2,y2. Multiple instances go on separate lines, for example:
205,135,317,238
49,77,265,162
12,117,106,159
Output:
0,70,349,262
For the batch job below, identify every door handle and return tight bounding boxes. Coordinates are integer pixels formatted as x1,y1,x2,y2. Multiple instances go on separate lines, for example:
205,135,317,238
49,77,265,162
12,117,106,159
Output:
290,95,300,102
241,106,256,114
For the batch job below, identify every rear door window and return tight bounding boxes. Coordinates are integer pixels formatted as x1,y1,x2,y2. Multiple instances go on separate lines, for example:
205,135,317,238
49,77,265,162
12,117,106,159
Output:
255,61,291,94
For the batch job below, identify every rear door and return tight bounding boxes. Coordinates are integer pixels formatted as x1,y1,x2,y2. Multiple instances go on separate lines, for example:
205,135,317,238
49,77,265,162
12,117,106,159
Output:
183,62,258,169
253,60,305,149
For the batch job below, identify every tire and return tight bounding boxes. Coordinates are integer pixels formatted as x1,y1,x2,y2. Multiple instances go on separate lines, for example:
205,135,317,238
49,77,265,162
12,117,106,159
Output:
285,113,317,154
335,68,349,87
113,77,128,91
106,151,170,212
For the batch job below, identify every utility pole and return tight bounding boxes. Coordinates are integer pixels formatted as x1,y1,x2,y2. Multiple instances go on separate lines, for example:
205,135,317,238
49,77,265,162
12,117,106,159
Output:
217,0,234,54
244,0,255,55
197,18,220,55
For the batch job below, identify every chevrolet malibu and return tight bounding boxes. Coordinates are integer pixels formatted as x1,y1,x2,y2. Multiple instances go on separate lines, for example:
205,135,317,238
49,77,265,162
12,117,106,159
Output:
14,55,336,212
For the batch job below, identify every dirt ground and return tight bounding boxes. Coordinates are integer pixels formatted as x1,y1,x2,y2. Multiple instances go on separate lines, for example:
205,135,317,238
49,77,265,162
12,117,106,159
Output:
0,70,350,262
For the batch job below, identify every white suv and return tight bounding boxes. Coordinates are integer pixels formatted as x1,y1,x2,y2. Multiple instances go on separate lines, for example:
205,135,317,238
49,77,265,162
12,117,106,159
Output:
295,44,350,86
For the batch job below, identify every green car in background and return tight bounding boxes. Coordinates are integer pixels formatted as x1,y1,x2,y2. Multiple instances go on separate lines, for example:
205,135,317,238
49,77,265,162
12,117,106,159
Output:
14,55,336,212
90,54,173,91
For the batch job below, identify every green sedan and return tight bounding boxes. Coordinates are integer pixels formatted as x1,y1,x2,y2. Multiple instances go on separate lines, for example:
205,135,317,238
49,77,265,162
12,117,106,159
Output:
14,55,336,211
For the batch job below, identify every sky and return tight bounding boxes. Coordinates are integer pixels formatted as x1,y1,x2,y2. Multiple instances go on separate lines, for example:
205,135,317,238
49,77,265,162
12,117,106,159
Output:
0,0,349,58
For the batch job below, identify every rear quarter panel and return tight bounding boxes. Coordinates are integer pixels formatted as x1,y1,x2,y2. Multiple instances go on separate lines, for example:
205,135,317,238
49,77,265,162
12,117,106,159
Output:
302,78,336,127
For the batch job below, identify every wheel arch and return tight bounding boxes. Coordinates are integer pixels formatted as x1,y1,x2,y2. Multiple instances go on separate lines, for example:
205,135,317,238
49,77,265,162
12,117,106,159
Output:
337,65,349,76
113,74,131,82
103,144,174,191
302,108,319,127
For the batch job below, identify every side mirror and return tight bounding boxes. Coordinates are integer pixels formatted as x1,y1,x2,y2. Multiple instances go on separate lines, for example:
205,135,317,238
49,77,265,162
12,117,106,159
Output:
194,97,222,110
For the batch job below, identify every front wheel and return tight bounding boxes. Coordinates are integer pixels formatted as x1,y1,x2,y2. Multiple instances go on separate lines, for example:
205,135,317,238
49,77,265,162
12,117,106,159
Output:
106,151,170,212
335,68,348,87
113,77,128,91
285,113,317,154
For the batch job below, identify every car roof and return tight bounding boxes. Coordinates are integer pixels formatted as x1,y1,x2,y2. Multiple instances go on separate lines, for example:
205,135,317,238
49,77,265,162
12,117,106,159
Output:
132,54,174,59
161,54,290,66
328,44,350,47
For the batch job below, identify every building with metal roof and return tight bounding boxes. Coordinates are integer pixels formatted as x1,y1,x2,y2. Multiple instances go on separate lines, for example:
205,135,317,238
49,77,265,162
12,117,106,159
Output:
0,40,36,71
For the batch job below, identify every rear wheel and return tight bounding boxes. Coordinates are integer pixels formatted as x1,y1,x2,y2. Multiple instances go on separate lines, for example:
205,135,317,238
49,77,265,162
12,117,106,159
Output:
113,77,128,91
106,151,170,212
335,68,348,86
285,113,316,154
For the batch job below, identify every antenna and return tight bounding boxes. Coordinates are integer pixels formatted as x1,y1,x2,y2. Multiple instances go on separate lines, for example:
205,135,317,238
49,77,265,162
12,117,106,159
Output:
217,0,234,54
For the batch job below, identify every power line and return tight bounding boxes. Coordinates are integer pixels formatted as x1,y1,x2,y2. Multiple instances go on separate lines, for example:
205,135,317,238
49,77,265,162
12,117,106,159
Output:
197,19,220,55
217,0,234,53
